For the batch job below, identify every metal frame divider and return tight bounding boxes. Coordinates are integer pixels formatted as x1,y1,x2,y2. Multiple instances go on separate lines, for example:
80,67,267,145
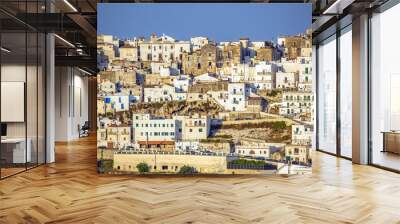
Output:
0,0,48,180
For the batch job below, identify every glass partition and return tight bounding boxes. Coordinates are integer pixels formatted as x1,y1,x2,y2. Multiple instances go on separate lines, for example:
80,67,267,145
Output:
0,1,46,179
317,35,337,154
370,3,400,171
339,26,352,158
0,30,28,177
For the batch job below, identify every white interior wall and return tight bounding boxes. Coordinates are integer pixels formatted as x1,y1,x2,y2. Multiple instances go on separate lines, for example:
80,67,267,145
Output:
1,64,27,138
1,63,46,164
55,66,89,141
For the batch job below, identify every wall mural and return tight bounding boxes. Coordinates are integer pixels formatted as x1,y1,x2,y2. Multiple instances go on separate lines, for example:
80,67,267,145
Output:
97,3,313,175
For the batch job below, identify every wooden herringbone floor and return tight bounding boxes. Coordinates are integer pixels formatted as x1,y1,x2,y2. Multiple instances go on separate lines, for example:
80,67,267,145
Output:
1,136,400,224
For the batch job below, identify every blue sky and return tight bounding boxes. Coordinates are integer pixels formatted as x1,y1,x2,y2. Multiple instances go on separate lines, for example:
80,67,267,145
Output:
98,3,311,42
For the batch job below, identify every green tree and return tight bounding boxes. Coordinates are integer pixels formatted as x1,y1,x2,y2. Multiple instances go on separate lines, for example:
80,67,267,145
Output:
178,165,197,174
136,162,150,174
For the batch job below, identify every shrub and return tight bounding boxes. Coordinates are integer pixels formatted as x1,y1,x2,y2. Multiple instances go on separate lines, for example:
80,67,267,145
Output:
267,90,279,97
272,121,286,131
178,165,197,174
136,162,150,174
229,159,266,166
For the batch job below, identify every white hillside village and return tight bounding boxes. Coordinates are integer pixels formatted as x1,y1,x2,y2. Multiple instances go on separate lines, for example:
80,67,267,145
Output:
97,31,313,175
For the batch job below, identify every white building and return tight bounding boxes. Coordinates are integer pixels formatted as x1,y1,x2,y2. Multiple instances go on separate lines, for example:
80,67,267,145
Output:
174,92,187,101
252,41,266,49
173,75,191,92
160,66,179,77
235,145,269,158
100,94,130,113
119,46,138,61
285,145,310,164
98,80,115,95
175,114,210,141
227,82,249,112
235,143,285,158
175,141,200,152
132,114,177,143
291,124,313,145
279,92,314,116
190,37,209,51
277,37,285,47
138,34,190,63
194,73,219,83
276,72,298,89
143,84,175,102
254,61,278,76
229,63,255,82
280,60,301,73
252,62,277,90
251,74,274,90
105,124,131,149
298,63,312,91
97,35,114,45
150,62,169,74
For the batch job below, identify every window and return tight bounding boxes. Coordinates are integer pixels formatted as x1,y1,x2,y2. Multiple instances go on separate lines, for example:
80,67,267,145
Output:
162,165,168,170
317,35,337,154
340,26,352,158
199,128,203,132
370,4,400,171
